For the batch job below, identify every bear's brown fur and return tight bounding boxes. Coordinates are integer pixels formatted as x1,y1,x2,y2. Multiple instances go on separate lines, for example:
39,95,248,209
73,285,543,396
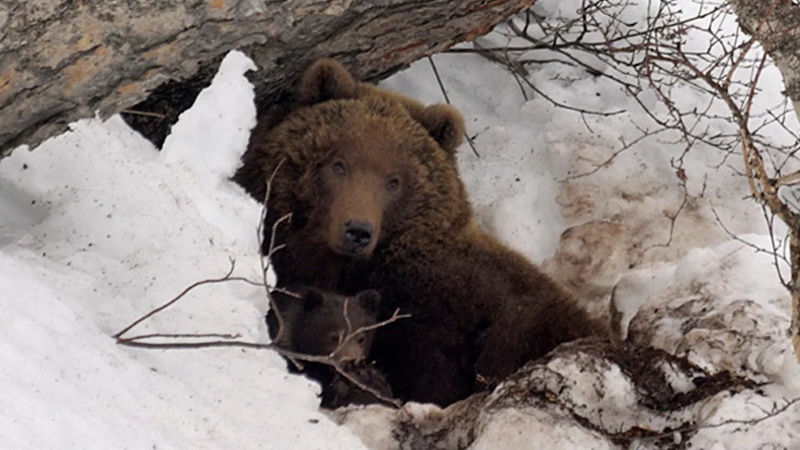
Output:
267,287,392,408
294,60,466,164
236,59,606,407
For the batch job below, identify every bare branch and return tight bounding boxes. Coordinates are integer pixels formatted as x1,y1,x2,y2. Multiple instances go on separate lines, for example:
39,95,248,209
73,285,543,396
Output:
119,109,168,119
776,170,800,187
113,259,240,339
633,395,800,443
257,159,293,344
115,306,411,408
334,308,412,352
427,55,481,158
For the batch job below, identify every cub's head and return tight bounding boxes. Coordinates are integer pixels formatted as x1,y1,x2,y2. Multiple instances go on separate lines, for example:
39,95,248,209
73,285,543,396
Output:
272,288,382,363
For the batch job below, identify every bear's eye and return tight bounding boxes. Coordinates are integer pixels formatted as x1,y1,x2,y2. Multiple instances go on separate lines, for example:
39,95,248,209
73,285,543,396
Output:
331,161,347,176
386,177,401,192
357,335,366,344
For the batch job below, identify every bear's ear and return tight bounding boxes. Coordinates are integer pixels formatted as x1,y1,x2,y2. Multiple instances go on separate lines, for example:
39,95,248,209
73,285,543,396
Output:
356,290,382,315
416,104,466,156
302,287,327,310
296,58,358,105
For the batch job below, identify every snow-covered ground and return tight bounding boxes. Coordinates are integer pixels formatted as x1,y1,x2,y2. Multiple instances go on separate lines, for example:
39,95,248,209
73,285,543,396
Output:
3,1,800,448
0,53,366,449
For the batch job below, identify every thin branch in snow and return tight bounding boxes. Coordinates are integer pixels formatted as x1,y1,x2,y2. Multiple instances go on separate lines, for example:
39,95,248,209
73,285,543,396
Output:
775,170,800,188
632,395,800,444
498,0,800,355
427,55,480,158
126,332,243,340
709,200,791,288
113,258,242,339
115,302,409,408
561,127,669,181
257,158,294,345
114,153,412,408
119,109,167,119
641,176,707,254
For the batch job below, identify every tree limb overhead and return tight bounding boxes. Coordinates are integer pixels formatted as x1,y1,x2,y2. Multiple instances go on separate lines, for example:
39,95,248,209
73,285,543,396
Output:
0,0,535,155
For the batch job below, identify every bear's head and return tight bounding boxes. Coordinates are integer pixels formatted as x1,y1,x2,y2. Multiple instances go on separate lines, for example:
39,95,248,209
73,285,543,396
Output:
297,59,466,163
271,288,382,363
313,114,413,256
247,59,473,260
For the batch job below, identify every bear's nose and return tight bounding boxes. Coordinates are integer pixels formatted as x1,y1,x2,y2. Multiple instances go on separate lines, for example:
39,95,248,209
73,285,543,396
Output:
343,221,374,252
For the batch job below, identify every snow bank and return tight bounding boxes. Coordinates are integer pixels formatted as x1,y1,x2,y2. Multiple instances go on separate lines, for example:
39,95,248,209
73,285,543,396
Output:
0,52,365,449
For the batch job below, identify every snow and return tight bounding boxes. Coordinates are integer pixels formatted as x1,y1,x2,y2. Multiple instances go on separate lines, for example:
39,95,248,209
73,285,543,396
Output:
469,407,613,450
0,52,365,449
3,0,800,448
628,237,795,384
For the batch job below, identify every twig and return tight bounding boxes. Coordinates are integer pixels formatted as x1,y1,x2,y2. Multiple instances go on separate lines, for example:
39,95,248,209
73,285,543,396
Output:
709,200,790,288
120,109,167,119
342,296,353,338
328,360,401,408
471,39,626,118
632,395,800,443
561,127,669,180
113,259,239,339
775,170,800,187
126,332,242,340
258,159,292,344
643,177,704,253
427,55,480,158
115,307,411,408
428,55,453,105
333,308,411,351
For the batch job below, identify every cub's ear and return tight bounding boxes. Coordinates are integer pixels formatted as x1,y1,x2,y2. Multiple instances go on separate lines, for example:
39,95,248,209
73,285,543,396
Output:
302,287,326,310
296,58,358,105
356,290,382,315
416,104,466,157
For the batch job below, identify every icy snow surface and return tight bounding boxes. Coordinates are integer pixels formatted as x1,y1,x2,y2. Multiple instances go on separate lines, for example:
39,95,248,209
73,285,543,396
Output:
0,52,365,449
3,0,800,448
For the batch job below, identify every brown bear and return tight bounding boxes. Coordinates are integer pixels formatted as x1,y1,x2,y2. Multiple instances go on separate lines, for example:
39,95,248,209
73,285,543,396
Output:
236,59,607,407
267,287,393,408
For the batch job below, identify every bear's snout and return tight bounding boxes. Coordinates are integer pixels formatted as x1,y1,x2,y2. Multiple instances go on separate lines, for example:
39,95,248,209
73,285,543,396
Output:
343,221,374,253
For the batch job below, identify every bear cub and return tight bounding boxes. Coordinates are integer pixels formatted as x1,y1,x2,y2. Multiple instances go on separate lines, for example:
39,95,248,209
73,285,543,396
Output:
267,287,393,408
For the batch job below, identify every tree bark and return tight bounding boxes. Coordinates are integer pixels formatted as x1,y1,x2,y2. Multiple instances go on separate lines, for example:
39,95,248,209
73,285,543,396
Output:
728,0,800,126
0,0,534,156
726,0,800,361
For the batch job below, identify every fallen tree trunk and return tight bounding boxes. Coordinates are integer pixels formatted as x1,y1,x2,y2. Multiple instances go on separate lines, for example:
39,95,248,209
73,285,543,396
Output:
0,0,534,156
